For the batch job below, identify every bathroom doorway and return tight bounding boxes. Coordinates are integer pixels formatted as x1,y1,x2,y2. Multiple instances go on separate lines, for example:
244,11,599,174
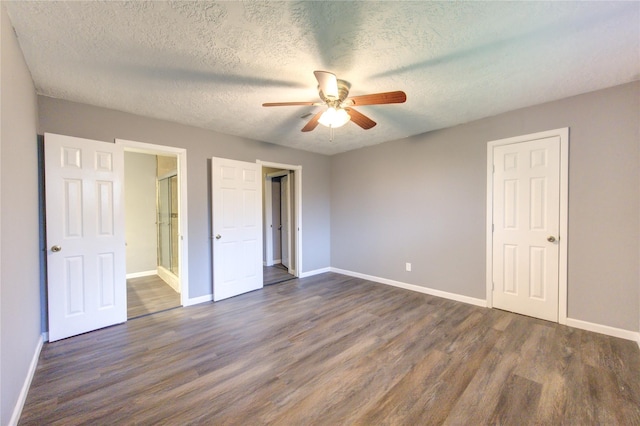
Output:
123,149,185,319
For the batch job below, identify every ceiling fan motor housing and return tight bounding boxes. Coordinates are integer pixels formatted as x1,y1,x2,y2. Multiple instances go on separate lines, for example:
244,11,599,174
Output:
320,79,351,106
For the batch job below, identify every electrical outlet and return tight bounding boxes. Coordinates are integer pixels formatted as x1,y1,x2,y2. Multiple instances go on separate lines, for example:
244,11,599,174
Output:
405,262,412,272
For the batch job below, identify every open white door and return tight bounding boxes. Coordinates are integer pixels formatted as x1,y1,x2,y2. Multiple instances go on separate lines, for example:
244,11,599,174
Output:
45,133,126,341
280,173,291,270
212,157,263,301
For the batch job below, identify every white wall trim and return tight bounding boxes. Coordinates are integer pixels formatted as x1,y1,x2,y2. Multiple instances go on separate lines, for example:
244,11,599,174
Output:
264,174,274,267
331,268,487,308
157,266,180,293
257,160,302,278
328,269,639,344
9,334,44,426
116,139,190,305
565,318,640,343
299,267,332,278
183,294,212,307
486,128,569,324
125,270,156,279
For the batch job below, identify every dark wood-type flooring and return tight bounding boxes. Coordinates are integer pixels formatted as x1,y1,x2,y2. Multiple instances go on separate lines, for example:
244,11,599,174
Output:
127,274,181,319
264,263,295,286
20,273,640,425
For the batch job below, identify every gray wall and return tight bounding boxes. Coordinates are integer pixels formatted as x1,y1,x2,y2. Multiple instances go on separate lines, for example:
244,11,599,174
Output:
38,97,332,300
331,81,639,332
0,5,41,424
124,152,158,274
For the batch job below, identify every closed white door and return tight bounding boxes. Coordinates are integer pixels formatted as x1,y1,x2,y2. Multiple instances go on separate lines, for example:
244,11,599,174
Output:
280,173,291,270
492,136,560,322
212,157,263,301
45,133,126,341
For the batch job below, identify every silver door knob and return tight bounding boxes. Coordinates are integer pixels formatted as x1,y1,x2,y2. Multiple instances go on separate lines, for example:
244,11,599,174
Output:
51,245,62,252
547,236,556,243
215,234,222,240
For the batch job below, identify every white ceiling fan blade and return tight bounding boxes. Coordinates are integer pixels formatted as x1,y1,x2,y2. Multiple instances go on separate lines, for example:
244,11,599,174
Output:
314,70,339,99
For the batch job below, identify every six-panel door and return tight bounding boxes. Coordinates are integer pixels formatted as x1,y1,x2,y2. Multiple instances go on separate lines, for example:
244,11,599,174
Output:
45,133,126,341
492,136,561,322
211,157,263,301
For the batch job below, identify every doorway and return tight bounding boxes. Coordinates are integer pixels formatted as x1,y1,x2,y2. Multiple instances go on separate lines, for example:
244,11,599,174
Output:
118,139,189,317
44,133,190,341
486,128,568,323
261,161,302,286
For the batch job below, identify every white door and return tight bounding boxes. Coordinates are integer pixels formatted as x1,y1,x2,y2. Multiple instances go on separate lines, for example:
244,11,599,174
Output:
492,136,561,322
45,133,126,341
212,157,263,301
280,173,291,270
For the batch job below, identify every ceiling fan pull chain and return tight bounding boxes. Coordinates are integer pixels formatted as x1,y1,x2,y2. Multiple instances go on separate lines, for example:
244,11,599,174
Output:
329,126,335,143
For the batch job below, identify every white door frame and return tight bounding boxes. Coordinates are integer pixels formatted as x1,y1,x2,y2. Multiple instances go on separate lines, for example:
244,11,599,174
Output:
116,139,190,305
486,128,569,324
259,160,302,277
264,169,290,267
280,173,291,271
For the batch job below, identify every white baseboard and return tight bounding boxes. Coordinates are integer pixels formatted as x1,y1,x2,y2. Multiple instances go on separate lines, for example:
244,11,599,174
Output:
565,318,640,343
183,294,212,307
126,270,156,279
9,334,44,426
331,268,487,308
157,266,180,293
299,267,332,278
328,268,640,344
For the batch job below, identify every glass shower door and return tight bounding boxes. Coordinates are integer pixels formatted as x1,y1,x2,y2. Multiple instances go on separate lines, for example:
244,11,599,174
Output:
157,175,179,276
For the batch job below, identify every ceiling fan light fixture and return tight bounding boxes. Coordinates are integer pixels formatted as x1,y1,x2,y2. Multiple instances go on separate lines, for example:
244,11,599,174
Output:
318,107,350,128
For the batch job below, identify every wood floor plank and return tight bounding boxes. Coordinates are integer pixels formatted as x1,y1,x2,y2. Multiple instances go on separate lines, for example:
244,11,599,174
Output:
263,264,295,285
127,274,181,319
489,374,542,425
19,273,640,425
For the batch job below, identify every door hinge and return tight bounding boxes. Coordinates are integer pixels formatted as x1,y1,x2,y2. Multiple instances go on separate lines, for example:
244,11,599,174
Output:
492,281,495,290
492,165,495,173
492,224,494,232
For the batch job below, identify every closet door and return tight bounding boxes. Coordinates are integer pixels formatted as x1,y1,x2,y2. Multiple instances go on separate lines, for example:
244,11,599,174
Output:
211,157,263,301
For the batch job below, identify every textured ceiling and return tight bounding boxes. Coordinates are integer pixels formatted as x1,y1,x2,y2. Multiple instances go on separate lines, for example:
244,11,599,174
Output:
5,1,640,155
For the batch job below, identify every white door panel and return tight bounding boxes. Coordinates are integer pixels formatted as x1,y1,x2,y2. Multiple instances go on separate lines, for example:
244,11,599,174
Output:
492,136,560,322
212,158,263,301
45,133,126,341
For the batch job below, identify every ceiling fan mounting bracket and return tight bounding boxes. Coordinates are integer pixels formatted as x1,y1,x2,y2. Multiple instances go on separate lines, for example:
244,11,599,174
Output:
319,79,351,105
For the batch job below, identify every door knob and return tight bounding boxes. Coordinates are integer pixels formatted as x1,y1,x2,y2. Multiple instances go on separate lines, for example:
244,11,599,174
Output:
547,236,556,243
215,234,222,240
51,245,62,252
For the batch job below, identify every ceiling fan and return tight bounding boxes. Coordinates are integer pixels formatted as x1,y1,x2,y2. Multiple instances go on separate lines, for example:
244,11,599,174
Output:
262,71,407,132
